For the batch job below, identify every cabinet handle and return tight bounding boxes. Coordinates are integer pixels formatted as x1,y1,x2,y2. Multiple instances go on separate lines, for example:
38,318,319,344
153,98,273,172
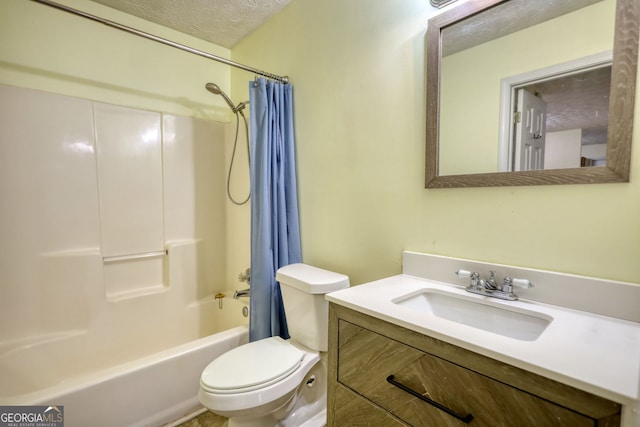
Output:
386,375,474,423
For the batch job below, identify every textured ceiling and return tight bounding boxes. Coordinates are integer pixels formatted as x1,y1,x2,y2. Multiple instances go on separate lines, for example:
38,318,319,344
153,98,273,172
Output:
90,0,293,48
523,66,611,145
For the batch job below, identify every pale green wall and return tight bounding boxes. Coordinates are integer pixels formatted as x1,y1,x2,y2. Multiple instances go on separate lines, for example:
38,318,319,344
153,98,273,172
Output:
232,0,640,285
2,0,638,286
440,0,614,175
0,0,232,121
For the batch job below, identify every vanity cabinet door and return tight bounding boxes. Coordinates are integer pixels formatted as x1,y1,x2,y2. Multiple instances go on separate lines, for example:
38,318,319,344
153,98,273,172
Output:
337,320,598,427
331,382,409,426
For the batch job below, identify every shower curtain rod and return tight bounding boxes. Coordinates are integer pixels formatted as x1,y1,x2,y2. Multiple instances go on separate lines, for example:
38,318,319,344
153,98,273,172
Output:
31,0,289,84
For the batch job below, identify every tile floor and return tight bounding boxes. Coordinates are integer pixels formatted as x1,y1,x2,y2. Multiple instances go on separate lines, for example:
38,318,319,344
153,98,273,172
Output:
175,410,227,427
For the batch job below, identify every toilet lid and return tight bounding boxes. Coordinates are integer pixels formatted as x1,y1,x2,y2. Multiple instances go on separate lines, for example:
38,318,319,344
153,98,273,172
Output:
200,336,305,394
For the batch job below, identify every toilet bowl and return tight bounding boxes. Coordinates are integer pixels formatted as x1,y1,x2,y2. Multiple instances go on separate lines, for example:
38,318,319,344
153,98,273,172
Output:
199,338,321,426
199,264,349,427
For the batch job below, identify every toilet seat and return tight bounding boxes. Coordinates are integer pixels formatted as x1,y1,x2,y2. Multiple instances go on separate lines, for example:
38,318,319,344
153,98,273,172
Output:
200,336,305,394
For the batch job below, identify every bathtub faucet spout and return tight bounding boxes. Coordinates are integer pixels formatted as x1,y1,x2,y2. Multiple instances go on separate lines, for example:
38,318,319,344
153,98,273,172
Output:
233,288,250,299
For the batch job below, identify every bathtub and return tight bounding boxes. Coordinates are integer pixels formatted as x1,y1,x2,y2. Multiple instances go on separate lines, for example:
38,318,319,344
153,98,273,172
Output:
0,296,249,427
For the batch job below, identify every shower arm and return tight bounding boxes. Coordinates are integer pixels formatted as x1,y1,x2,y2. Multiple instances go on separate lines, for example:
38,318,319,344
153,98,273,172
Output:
30,0,289,84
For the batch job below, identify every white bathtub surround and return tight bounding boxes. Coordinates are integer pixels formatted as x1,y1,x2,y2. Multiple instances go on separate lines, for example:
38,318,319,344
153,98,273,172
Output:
94,102,167,300
94,103,164,258
0,84,245,426
326,251,640,426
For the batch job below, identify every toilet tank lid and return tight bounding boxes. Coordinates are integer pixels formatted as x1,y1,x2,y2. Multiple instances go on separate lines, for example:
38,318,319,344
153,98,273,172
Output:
276,263,350,294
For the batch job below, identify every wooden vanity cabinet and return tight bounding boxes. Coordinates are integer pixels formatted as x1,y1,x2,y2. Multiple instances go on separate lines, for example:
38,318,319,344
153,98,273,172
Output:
327,303,622,427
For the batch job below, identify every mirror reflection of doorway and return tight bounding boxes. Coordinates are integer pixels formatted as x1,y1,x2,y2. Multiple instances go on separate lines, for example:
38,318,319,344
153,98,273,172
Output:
514,88,547,171
499,52,612,172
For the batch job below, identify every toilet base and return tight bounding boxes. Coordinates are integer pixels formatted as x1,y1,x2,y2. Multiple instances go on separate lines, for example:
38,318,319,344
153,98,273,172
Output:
225,405,326,427
293,408,326,427
209,357,327,427
273,358,327,427
226,414,280,427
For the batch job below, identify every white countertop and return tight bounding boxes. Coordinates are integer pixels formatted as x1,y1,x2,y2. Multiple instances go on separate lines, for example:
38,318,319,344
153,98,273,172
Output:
326,274,640,405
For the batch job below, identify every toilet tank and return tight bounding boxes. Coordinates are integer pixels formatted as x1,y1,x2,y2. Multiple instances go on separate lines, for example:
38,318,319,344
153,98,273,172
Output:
276,263,350,352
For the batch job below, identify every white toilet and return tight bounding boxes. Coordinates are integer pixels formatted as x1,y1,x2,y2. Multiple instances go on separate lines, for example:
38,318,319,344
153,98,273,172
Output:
199,263,350,427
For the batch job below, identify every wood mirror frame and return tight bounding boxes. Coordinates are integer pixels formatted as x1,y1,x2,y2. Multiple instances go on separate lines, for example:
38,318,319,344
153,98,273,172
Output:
425,0,639,188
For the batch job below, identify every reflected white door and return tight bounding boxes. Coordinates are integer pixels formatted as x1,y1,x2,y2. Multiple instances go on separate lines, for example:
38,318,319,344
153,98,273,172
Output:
515,88,547,171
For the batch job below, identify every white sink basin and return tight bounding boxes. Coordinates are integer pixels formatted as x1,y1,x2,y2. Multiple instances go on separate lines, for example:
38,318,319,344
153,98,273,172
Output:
392,290,552,341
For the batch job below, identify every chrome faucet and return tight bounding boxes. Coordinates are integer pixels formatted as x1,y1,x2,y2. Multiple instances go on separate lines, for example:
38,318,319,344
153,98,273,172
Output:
233,288,250,299
234,267,251,299
469,271,481,290
456,269,533,301
484,270,499,290
238,268,251,285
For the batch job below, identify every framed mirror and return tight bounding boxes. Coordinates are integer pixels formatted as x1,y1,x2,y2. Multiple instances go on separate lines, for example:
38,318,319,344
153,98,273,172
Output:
426,0,639,188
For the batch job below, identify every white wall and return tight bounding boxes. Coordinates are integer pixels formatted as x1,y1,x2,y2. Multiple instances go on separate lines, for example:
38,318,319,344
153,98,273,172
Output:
545,128,583,169
582,143,608,161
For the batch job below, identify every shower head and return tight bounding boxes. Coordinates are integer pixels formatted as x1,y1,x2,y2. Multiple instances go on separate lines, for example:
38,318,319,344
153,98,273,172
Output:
205,82,223,95
205,82,236,112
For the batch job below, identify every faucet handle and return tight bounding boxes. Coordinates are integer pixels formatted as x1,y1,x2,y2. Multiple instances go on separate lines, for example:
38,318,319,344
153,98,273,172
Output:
238,268,251,284
455,269,477,279
501,277,533,294
456,270,480,282
511,278,533,289
456,270,481,290
501,277,513,293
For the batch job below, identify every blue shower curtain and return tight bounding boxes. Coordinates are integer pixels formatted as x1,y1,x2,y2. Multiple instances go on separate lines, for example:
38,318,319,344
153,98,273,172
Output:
248,78,302,342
